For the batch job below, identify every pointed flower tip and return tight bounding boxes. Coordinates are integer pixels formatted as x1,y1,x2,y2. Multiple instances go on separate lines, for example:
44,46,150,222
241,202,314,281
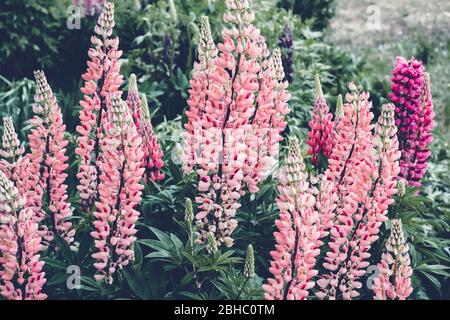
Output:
199,15,217,61
272,48,285,81
110,95,131,127
184,198,194,223
244,244,255,278
33,70,46,87
206,232,218,254
200,15,209,27
128,74,138,93
314,74,324,99
140,94,151,120
336,94,344,116
3,116,12,125
287,136,302,160
95,1,115,37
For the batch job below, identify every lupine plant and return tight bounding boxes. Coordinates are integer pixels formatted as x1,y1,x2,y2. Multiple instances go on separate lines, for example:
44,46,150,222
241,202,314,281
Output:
390,57,434,187
372,218,413,300
76,1,124,211
90,95,144,283
264,83,410,300
126,74,165,183
0,170,47,300
306,75,334,168
21,71,75,246
183,2,289,247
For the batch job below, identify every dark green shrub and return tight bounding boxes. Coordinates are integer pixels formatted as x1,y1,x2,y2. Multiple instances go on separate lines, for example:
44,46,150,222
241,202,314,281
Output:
278,0,336,30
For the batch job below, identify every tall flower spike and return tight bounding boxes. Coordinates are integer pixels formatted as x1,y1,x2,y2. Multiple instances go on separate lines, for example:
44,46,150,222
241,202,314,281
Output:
0,170,47,300
263,137,321,300
278,22,293,83
316,83,376,300
372,219,413,300
91,95,144,283
389,56,432,187
185,2,289,247
76,1,123,211
183,15,218,173
21,71,74,245
307,75,334,167
336,103,400,299
126,74,141,132
405,72,434,187
140,95,165,182
126,75,165,183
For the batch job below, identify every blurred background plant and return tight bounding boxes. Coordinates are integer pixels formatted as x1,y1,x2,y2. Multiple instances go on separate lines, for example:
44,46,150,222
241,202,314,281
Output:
0,0,448,300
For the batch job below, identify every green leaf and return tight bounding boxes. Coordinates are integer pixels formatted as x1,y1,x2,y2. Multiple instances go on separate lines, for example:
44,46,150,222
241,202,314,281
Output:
145,251,172,259
48,272,68,286
148,226,173,245
416,270,442,289
42,257,67,270
168,158,183,183
139,239,171,252
77,232,93,263
180,272,195,288
134,242,143,270
415,264,450,277
54,234,73,263
122,268,148,300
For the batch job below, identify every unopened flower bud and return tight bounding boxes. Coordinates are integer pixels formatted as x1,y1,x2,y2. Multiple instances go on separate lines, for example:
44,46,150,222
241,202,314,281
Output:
244,244,255,278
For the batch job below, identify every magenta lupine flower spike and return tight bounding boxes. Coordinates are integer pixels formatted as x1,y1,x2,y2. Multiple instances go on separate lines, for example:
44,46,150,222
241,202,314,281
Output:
140,95,165,182
184,2,289,247
389,56,433,187
316,83,377,300
0,170,47,300
372,219,413,300
76,1,123,210
405,73,434,187
307,75,334,166
20,71,74,245
91,95,144,284
263,137,321,300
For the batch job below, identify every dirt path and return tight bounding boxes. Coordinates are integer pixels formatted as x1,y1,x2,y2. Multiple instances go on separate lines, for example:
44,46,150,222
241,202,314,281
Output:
328,0,450,48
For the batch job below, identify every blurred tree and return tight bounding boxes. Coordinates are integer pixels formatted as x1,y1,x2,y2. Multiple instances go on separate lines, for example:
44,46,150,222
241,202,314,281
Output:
278,0,336,30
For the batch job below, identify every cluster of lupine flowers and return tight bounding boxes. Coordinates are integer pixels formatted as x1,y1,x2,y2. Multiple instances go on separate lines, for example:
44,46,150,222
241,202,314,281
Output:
263,61,433,299
183,0,289,247
0,0,435,301
0,1,164,298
